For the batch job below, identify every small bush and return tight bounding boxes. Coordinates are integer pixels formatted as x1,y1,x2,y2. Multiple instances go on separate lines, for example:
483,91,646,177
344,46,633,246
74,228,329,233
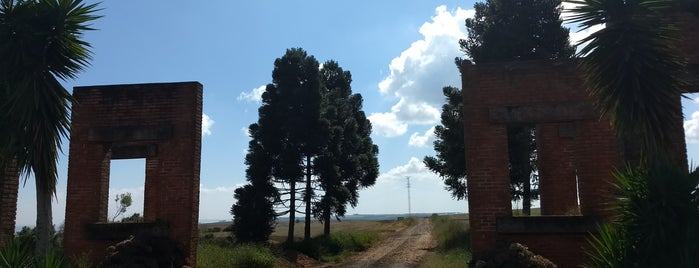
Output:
0,238,70,268
292,231,378,262
583,161,699,268
197,244,275,268
0,240,33,268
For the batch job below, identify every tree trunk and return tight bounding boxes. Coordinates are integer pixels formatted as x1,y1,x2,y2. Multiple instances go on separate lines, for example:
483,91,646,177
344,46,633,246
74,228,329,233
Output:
523,176,531,216
286,180,296,244
35,176,53,256
304,155,312,242
323,206,331,236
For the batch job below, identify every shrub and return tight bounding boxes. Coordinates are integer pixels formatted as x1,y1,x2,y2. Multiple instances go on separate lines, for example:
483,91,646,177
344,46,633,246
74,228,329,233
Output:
583,161,699,268
0,240,32,268
197,244,275,268
423,215,471,268
0,238,70,268
292,231,378,262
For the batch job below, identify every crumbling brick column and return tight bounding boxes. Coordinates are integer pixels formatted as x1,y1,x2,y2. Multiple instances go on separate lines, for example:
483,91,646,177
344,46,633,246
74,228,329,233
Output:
0,162,19,246
64,82,202,266
537,123,579,215
461,61,513,256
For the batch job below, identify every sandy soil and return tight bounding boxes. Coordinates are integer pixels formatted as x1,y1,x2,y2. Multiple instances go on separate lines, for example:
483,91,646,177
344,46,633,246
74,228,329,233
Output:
322,218,436,268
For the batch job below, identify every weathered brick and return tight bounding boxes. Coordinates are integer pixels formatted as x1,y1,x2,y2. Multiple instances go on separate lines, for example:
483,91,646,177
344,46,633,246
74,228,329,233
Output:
64,82,202,267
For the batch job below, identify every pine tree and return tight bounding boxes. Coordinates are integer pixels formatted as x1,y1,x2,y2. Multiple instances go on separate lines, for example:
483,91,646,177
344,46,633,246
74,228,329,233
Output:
424,86,467,200
314,61,379,236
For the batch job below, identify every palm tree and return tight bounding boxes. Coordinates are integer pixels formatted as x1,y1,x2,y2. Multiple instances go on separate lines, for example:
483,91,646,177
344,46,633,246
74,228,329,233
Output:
0,0,100,256
566,0,687,159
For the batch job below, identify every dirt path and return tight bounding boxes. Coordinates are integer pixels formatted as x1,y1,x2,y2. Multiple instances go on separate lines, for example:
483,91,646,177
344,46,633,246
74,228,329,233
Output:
324,218,436,268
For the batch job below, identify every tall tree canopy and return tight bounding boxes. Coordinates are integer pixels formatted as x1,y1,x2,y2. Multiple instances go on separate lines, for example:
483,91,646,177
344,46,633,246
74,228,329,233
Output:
461,0,574,63
424,86,467,200
0,0,100,255
314,60,379,236
232,48,323,244
232,50,379,243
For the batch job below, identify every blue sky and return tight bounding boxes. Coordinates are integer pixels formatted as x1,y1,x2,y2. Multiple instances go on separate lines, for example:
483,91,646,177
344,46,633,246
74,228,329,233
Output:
15,1,699,227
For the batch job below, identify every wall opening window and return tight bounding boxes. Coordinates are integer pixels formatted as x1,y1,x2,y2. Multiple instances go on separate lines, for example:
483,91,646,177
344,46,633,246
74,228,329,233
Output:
108,158,145,223
508,125,539,216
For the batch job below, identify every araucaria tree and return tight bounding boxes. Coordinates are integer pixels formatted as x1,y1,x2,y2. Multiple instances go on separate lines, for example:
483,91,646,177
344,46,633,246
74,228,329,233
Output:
314,61,379,236
232,48,323,244
231,50,379,244
0,0,100,255
424,86,467,200
426,0,574,214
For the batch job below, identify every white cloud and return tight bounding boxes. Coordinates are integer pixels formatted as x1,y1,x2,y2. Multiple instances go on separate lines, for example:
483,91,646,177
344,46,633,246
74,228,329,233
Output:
237,85,266,103
348,157,465,214
685,111,699,144
373,6,473,137
202,113,214,136
378,157,439,182
368,112,408,137
408,126,436,147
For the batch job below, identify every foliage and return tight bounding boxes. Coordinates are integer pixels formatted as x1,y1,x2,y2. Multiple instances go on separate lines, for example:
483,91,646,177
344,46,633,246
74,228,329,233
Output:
120,213,143,223
424,87,467,200
0,0,100,255
583,161,699,268
460,0,574,63
111,192,133,222
423,215,471,268
0,238,69,268
292,230,378,262
196,244,276,268
249,47,324,243
231,184,277,243
314,60,379,236
13,225,63,257
234,49,380,243
0,239,33,268
565,0,686,157
507,126,539,215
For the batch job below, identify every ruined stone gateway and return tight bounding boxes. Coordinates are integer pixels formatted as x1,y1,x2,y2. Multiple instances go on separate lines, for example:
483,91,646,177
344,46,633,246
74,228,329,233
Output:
63,82,202,266
461,11,698,268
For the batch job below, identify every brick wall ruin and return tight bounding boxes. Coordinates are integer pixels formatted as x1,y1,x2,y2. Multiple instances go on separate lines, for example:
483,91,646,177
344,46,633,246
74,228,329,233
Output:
63,82,202,266
461,10,697,268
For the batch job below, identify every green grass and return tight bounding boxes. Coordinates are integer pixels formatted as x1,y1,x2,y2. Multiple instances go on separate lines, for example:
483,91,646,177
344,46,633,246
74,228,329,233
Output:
197,244,276,268
292,230,380,262
421,215,471,268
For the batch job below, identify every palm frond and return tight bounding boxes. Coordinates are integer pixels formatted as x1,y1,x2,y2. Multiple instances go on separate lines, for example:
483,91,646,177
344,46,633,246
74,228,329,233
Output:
565,0,687,157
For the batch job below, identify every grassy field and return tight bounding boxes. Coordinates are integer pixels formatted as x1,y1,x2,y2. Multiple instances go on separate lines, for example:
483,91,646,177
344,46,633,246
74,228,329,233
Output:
421,214,471,268
198,218,413,267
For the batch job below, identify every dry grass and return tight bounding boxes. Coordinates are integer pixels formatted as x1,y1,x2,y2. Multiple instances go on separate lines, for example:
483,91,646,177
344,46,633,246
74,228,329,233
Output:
199,218,411,243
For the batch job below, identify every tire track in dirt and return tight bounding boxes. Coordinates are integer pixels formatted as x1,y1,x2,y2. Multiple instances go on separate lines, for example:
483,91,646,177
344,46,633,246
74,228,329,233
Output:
325,218,436,268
